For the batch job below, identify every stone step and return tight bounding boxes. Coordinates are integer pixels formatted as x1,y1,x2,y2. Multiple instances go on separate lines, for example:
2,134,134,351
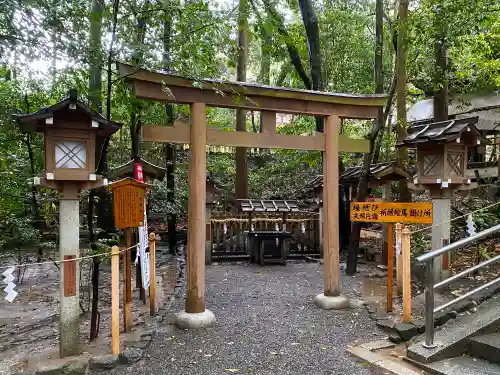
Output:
407,296,500,363
419,356,500,375
469,333,500,364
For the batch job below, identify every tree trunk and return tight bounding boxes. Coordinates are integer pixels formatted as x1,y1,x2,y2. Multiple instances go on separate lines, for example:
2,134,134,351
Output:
298,0,323,132
346,0,384,275
88,0,104,342
260,0,311,89
395,0,410,202
373,71,397,164
235,0,249,199
163,1,177,254
258,19,271,135
433,33,448,122
25,132,41,260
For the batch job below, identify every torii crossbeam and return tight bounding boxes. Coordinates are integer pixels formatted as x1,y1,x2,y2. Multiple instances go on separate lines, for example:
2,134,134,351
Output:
118,62,387,328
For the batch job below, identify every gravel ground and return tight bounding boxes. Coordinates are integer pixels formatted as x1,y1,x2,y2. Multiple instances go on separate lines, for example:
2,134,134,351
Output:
113,261,388,375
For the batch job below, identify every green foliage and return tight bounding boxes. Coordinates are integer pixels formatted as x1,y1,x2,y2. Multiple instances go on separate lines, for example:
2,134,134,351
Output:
0,0,499,252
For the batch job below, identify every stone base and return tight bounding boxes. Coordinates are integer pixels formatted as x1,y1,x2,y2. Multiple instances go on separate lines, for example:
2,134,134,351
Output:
314,293,350,310
174,309,216,329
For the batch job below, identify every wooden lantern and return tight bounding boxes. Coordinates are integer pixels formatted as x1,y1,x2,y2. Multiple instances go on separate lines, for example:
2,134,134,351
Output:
400,116,488,190
14,89,122,189
109,178,151,229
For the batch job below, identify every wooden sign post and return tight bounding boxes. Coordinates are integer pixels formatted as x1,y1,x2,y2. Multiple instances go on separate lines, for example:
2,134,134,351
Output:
111,245,120,355
350,202,433,315
149,232,157,316
109,177,150,333
401,227,412,322
386,223,394,312
395,223,403,296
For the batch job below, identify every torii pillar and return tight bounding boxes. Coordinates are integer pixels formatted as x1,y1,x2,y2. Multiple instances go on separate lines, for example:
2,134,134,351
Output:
314,115,350,309
174,102,216,328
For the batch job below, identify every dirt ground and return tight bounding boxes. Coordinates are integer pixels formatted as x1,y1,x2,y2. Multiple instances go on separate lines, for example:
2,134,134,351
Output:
0,246,177,375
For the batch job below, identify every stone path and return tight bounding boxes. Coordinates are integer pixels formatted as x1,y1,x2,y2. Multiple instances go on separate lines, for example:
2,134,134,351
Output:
112,261,388,375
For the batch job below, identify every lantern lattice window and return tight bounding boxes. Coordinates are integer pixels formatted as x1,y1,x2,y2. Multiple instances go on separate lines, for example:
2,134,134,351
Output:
55,140,87,168
447,152,463,176
423,155,441,176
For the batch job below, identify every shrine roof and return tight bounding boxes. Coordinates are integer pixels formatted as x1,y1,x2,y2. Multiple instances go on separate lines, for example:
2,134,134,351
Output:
305,161,411,189
237,199,300,213
110,156,166,181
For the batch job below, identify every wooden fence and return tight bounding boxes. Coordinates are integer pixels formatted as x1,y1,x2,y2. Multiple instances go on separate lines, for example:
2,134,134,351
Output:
210,213,321,259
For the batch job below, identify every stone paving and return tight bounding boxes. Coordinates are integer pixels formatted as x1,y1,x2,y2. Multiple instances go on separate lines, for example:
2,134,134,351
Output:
111,261,389,375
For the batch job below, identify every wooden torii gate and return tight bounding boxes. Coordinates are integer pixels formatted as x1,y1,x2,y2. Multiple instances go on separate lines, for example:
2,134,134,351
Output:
118,63,386,327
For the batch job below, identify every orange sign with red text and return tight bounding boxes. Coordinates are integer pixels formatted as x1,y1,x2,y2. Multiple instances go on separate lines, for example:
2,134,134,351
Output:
350,202,433,224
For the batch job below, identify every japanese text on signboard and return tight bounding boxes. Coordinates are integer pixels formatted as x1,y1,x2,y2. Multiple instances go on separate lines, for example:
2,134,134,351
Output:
350,202,433,224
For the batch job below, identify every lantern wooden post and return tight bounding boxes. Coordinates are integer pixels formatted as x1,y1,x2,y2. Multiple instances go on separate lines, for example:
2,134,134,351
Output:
314,115,350,310
174,102,216,329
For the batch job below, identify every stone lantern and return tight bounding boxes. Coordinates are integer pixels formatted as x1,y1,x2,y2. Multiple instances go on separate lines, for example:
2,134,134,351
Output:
15,89,121,191
399,115,488,281
14,89,122,358
402,116,486,191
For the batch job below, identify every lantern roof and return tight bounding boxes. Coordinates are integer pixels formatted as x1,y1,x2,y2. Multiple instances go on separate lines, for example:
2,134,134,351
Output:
14,89,122,138
399,116,488,147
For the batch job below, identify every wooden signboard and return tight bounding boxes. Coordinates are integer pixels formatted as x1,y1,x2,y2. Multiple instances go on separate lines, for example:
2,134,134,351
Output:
350,202,433,224
109,178,150,229
64,255,77,297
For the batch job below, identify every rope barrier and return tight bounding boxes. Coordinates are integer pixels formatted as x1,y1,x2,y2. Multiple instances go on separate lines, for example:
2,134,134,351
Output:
0,243,139,271
409,201,500,235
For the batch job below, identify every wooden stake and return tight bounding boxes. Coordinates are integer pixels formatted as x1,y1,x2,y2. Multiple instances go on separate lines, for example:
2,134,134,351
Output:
402,226,411,323
395,223,403,296
386,223,394,313
149,232,157,316
111,245,120,355
323,115,341,296
123,229,132,332
186,102,207,313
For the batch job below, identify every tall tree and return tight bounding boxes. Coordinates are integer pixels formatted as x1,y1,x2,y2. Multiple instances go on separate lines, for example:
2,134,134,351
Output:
346,0,385,275
433,4,448,123
235,0,249,199
395,0,410,202
298,0,323,132
163,0,177,254
88,0,104,342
